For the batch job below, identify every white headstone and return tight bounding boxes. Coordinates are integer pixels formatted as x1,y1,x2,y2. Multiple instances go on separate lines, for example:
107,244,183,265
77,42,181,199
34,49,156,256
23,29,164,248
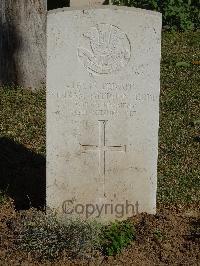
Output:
47,6,162,222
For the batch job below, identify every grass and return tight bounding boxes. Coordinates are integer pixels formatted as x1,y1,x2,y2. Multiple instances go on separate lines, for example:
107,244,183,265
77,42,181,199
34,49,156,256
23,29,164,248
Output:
0,31,199,206
158,31,200,204
0,87,45,155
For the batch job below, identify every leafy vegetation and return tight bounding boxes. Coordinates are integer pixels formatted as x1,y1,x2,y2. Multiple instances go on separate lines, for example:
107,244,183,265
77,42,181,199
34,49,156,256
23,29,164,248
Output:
17,209,102,260
16,208,136,259
113,0,200,31
153,229,164,241
101,221,136,256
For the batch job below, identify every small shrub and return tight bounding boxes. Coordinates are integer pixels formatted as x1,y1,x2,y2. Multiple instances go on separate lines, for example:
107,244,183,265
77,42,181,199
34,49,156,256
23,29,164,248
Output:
16,210,136,259
101,221,136,256
17,209,102,260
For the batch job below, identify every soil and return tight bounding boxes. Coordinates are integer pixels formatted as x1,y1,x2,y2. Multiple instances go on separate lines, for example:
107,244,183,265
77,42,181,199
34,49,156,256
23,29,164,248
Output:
0,200,199,265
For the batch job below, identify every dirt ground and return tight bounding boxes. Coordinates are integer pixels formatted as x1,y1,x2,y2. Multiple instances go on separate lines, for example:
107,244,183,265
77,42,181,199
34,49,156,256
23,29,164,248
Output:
0,200,199,265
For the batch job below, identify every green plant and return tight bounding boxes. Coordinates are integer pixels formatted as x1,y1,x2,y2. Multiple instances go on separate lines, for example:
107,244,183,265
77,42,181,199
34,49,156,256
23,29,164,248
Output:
112,0,200,31
153,229,164,241
101,221,136,256
16,207,137,259
17,209,101,260
0,189,8,205
176,61,191,67
162,0,197,31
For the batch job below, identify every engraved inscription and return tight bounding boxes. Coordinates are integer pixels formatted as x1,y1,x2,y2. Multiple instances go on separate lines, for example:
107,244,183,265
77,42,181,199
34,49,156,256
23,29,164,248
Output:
78,24,131,75
49,81,159,118
80,120,126,181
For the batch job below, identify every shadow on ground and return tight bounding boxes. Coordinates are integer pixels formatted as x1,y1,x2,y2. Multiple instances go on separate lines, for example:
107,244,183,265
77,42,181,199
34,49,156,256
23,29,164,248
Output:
0,137,45,210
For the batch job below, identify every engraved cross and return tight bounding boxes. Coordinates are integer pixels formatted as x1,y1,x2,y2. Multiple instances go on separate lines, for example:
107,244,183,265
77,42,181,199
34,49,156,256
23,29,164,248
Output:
80,120,126,179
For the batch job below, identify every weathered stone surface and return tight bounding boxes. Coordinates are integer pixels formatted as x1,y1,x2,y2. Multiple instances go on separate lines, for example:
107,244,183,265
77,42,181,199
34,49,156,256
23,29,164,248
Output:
47,6,162,222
